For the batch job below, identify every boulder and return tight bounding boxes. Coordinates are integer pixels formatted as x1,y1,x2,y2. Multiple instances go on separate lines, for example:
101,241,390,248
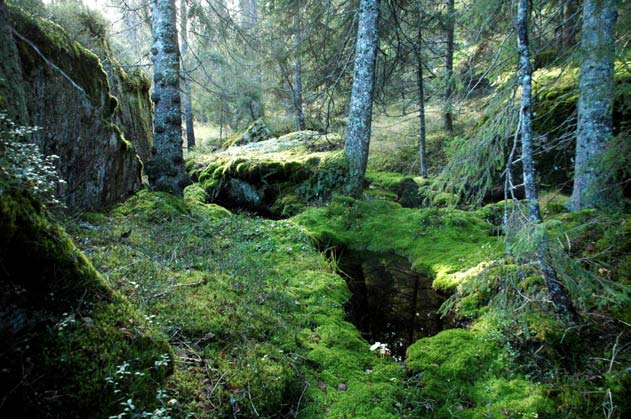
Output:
0,5,148,210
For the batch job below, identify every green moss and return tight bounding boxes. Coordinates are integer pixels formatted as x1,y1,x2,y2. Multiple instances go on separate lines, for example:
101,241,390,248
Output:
405,329,553,418
432,191,458,207
0,190,171,418
188,135,346,216
294,196,501,291
67,190,405,417
8,5,115,118
113,189,190,222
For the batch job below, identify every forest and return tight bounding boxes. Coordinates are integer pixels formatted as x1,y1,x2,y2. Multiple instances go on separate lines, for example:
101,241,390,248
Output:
0,0,630,417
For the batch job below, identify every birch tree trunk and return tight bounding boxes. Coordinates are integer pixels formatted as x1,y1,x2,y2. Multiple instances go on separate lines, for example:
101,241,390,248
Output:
180,0,196,149
344,0,380,197
517,0,576,321
293,1,305,131
417,0,427,177
147,0,189,195
567,0,618,211
443,0,455,134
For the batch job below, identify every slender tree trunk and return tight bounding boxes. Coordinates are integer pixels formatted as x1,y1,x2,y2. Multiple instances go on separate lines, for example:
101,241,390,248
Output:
240,0,264,120
443,0,455,133
417,0,427,177
567,0,618,211
123,1,141,60
517,0,576,321
561,0,580,49
180,0,195,149
344,0,380,197
293,0,305,131
147,0,189,195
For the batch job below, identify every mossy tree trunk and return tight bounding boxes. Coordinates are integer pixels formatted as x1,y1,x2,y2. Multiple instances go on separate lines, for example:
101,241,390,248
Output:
180,0,195,149
517,0,576,321
147,0,189,195
443,0,455,134
417,0,427,178
567,0,618,211
293,0,305,132
344,0,380,197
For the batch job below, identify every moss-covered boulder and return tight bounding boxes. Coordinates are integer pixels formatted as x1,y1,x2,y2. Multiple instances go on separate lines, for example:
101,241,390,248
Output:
223,118,272,148
366,170,459,208
532,64,631,188
188,131,346,217
0,4,145,210
0,190,172,418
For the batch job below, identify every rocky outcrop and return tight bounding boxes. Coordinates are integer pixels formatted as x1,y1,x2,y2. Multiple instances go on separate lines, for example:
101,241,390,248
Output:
188,131,346,217
0,5,149,210
223,118,272,148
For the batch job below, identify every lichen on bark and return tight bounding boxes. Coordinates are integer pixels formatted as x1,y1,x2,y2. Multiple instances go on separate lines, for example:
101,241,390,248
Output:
146,0,190,195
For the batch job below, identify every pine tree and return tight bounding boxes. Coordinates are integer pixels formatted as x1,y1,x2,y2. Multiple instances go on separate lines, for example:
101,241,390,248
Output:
344,0,380,197
147,0,190,195
567,0,618,210
517,0,575,320
180,0,196,149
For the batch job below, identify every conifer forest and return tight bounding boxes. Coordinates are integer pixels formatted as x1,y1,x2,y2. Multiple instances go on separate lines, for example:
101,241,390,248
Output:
2,0,631,417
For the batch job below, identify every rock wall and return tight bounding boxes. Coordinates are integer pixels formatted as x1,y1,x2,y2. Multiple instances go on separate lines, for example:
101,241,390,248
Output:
0,5,151,210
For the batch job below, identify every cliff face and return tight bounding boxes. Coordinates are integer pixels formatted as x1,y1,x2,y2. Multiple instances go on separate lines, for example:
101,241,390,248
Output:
0,5,152,210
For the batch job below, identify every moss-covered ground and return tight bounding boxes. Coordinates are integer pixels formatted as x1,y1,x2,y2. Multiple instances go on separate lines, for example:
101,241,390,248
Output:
61,184,582,418
65,189,408,418
0,191,172,418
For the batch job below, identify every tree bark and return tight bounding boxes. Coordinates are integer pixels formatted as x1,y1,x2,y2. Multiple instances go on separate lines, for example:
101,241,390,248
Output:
147,0,189,195
443,0,455,134
517,0,576,321
293,0,305,131
344,0,380,197
567,0,617,211
180,0,196,149
417,0,427,177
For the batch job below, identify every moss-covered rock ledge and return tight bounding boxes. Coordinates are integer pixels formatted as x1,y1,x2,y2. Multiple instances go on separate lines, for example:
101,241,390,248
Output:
293,195,502,292
187,131,347,217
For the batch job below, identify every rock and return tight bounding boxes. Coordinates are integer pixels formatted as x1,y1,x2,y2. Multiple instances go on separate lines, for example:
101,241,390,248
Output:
189,131,346,217
223,118,271,148
0,5,148,211
225,178,263,209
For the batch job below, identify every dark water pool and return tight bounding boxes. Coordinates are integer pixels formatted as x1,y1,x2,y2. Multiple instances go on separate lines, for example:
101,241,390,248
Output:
336,249,447,359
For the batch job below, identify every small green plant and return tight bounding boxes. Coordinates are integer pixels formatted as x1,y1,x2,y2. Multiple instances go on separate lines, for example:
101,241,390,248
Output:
0,112,64,206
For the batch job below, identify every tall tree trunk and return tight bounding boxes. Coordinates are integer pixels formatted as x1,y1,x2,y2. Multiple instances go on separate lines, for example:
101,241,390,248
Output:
567,0,617,211
240,0,264,120
147,0,189,195
417,0,427,177
517,0,576,321
180,0,195,149
293,0,305,131
443,0,455,134
344,0,380,197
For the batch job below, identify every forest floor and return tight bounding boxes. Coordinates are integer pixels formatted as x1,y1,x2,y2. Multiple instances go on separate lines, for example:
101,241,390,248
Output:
59,104,630,417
